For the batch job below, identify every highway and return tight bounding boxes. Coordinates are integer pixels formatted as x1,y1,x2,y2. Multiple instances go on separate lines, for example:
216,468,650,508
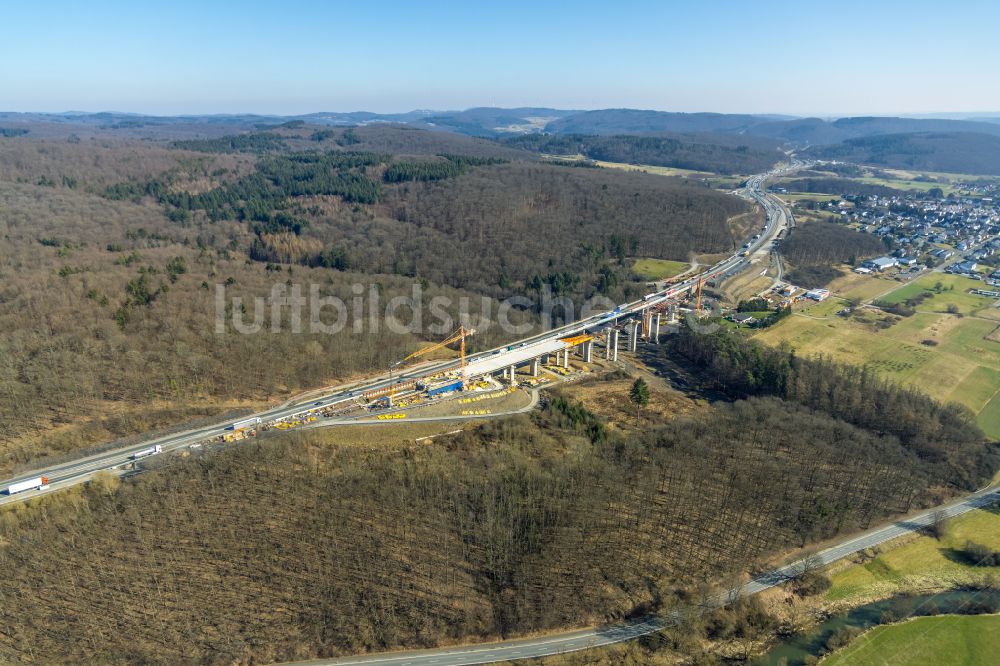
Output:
8,158,999,665
282,483,1000,666
0,162,798,505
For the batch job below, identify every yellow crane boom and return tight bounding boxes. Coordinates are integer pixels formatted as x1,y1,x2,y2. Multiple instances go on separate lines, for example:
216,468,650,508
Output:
390,327,475,403
401,326,474,366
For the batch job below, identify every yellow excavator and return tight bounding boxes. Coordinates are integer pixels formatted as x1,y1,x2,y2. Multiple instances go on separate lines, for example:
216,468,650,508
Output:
389,326,475,404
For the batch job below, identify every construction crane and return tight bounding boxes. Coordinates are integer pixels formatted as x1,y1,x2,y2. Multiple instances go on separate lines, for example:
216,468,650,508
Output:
389,326,475,404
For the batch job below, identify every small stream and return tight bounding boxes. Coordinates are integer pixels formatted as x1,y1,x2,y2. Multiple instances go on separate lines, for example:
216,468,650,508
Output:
754,589,1000,665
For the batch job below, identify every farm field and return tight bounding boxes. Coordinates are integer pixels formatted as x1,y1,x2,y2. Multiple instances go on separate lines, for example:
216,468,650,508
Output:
979,393,1000,441
590,159,716,178
539,155,748,189
879,273,1000,318
822,615,1000,666
794,208,848,224
826,506,1000,601
784,271,896,317
776,192,843,202
632,257,690,281
856,174,960,194
825,270,900,302
756,273,1000,437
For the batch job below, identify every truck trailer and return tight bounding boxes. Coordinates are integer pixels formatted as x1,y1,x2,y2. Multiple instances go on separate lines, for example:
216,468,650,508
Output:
131,444,163,460
228,417,262,431
7,476,49,495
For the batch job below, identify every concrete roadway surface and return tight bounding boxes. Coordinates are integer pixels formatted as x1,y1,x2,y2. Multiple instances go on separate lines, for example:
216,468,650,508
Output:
282,484,1000,666
0,162,802,507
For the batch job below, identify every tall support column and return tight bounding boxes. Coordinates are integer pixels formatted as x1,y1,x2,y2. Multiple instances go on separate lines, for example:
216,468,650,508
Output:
531,357,540,377
628,321,639,352
652,312,661,344
605,331,613,360
509,364,517,385
611,329,619,362
668,304,678,323
582,340,593,363
561,348,569,368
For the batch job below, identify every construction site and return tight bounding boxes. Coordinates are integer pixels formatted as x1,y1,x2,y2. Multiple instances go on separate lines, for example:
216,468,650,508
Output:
217,296,697,441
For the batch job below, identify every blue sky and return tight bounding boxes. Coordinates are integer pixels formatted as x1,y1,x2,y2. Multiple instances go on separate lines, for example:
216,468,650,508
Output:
2,0,998,116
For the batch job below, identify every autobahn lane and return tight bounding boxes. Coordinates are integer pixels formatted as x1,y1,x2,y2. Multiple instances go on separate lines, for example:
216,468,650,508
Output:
0,162,801,505
284,484,1000,666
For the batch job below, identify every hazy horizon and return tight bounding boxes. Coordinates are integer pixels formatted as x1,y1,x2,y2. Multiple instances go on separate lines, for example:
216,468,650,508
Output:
3,0,999,117
5,107,1000,121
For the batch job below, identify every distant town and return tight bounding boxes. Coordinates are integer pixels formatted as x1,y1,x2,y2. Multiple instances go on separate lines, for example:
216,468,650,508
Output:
835,182,1000,285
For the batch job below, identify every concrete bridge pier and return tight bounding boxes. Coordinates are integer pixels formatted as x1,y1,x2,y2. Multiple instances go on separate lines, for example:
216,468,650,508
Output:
652,312,661,344
628,321,640,352
531,357,540,377
582,340,593,363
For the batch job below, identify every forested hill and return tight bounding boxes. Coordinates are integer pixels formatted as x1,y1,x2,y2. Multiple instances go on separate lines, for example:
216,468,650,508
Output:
543,109,773,135
376,163,747,296
101,140,750,303
0,337,993,663
1,128,752,468
504,132,782,174
808,132,1000,175
747,116,1000,145
310,125,530,159
8,111,1000,176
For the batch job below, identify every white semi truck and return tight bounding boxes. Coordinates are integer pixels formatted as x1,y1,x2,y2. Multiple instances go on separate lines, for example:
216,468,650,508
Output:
7,476,49,495
228,417,262,431
131,444,162,460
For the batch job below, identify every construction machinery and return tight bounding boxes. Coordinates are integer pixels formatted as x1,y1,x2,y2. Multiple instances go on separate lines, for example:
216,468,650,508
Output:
389,326,475,404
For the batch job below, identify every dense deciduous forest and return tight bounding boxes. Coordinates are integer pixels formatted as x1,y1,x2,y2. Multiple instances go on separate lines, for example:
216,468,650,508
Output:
170,133,288,153
0,370,987,664
377,163,749,299
101,149,750,303
0,223,524,473
780,221,885,287
312,125,528,159
504,133,780,174
668,328,998,489
0,141,535,471
811,131,1000,176
2,118,995,663
0,131,751,469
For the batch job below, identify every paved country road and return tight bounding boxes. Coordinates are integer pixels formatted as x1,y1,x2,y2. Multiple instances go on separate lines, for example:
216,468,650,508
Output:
279,484,1000,666
2,158,994,665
